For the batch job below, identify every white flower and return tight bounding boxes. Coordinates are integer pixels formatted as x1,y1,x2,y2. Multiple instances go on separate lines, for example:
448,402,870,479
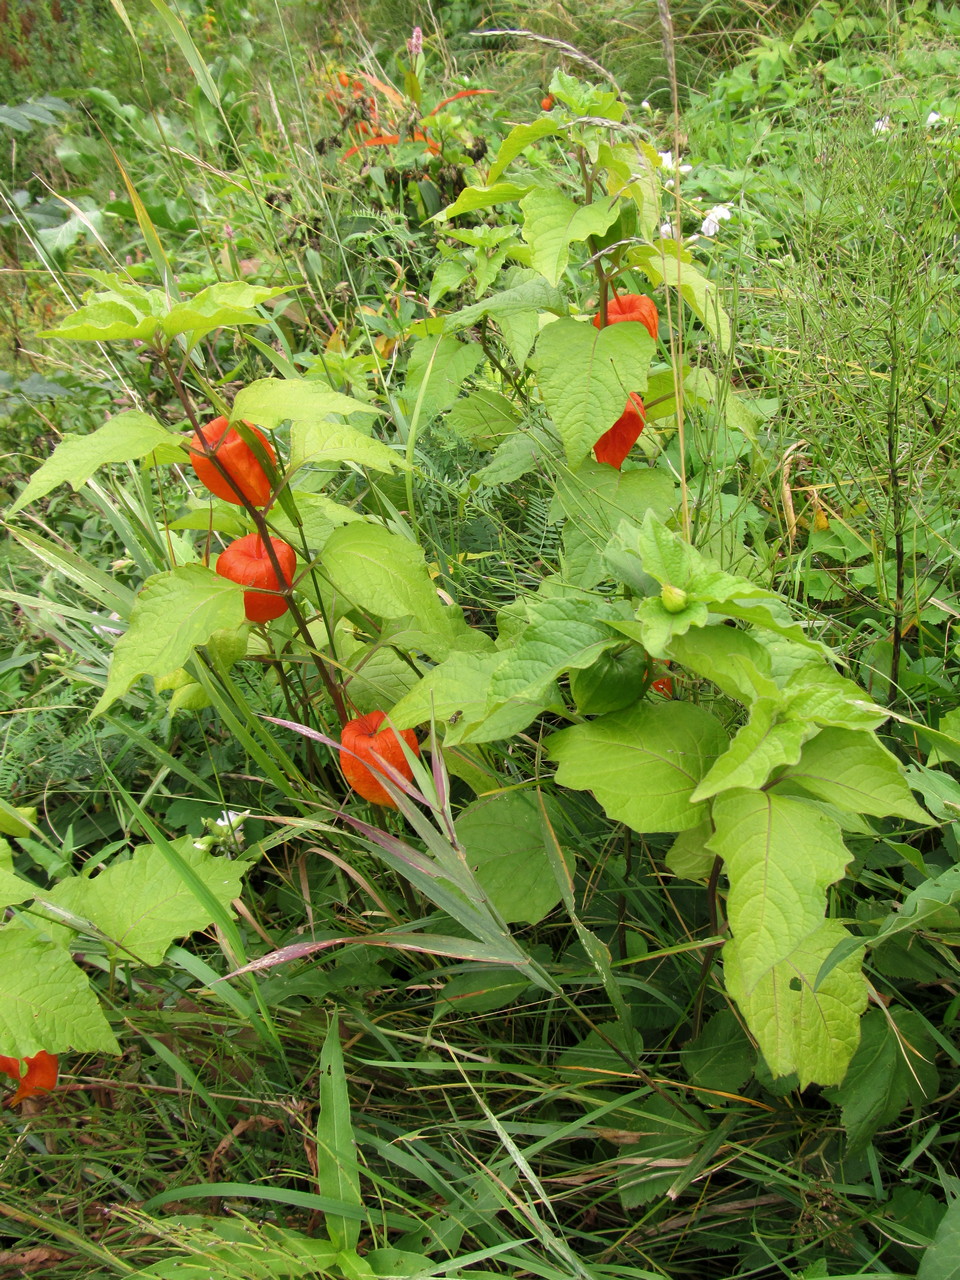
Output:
641,100,652,111
872,116,892,135
927,111,942,126
216,809,249,829
657,150,693,174
701,204,733,237
659,222,676,239
92,611,123,638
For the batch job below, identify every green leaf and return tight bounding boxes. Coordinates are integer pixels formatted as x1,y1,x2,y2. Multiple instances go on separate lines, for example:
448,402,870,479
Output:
616,1093,706,1208
8,410,172,515
317,1013,362,1252
547,702,728,833
553,458,676,543
630,243,732,351
447,390,520,447
667,626,779,704
232,377,381,429
321,523,465,652
535,318,654,467
487,118,560,183
288,422,401,475
401,335,485,421
824,1008,938,1154
487,598,624,705
454,792,566,925
270,492,364,552
441,274,565,339
94,564,245,714
0,864,40,909
783,665,889,733
919,1195,960,1280
725,919,867,1087
692,700,814,801
519,189,620,286
39,299,163,343
709,790,853,992
779,726,930,822
0,926,119,1056
161,282,290,342
681,1010,755,1092
664,821,716,881
436,181,533,219
41,840,249,966
438,967,531,1014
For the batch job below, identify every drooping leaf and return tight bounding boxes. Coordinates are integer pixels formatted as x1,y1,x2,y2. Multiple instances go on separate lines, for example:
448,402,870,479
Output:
724,919,867,1088
454,792,566,925
9,411,173,515
487,118,560,183
94,564,245,714
487,598,625,705
0,927,119,1056
519,189,620,286
321,523,465,649
547,702,728,833
233,377,381,430
709,789,853,993
779,726,930,822
824,1008,938,1154
692,700,814,800
41,840,249,967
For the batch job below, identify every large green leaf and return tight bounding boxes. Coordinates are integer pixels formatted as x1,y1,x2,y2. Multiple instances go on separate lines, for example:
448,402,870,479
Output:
387,649,559,744
692,700,814,800
780,726,929,822
630,242,732,351
487,118,560,183
8,411,173,515
724,919,867,1087
0,927,119,1056
436,180,534,220
709,789,852,993
41,840,249,966
161,283,290,343
233,377,381,429
918,1195,960,1280
94,564,245,714
40,299,163,343
824,1008,938,1154
667,626,779,705
454,792,565,925
519,189,619,286
321,523,470,655
681,1010,755,1093
487,598,624,705
288,422,401,475
547,702,728,833
401,335,485,421
534,318,654,467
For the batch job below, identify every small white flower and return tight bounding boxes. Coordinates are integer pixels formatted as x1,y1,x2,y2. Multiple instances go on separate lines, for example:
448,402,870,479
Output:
659,222,676,239
927,111,942,126
701,204,733,237
872,116,892,135
641,100,652,111
657,149,693,174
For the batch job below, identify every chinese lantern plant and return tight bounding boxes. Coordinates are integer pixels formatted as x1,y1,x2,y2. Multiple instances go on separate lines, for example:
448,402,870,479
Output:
188,416,277,508
339,712,421,807
0,1051,58,1106
216,533,298,623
